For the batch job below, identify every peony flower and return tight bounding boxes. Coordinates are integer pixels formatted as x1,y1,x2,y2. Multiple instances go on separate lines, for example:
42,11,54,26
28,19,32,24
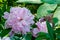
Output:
3,7,34,35
32,18,52,37
36,21,48,33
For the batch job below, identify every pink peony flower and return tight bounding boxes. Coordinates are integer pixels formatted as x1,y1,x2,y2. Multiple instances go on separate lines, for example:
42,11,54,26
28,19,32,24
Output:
36,21,48,33
3,7,34,34
32,18,52,37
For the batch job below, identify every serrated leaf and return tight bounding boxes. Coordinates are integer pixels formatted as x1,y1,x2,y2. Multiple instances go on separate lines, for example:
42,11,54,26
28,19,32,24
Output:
53,7,60,25
16,0,42,4
37,3,57,18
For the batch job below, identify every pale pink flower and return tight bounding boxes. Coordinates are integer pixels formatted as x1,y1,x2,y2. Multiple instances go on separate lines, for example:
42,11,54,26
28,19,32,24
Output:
32,28,40,37
3,7,34,34
32,18,48,37
36,21,48,33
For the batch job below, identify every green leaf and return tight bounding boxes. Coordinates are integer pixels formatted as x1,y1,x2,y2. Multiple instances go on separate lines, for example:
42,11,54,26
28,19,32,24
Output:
2,1,6,12
10,37,15,40
35,32,50,40
55,0,60,4
55,28,60,34
0,9,3,16
11,36,21,40
41,0,60,4
0,0,2,2
52,18,58,24
7,0,14,6
0,24,3,30
55,28,60,40
41,0,56,4
22,34,32,40
35,37,42,40
53,7,60,25
37,32,50,39
16,0,42,4
37,3,57,18
56,34,60,40
0,28,11,37
46,21,54,40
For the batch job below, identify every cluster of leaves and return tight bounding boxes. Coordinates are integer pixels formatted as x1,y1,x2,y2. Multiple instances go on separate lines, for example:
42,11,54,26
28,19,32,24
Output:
0,0,60,40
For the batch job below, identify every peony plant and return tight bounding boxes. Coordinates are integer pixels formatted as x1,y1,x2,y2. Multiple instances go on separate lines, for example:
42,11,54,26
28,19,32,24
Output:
0,0,60,40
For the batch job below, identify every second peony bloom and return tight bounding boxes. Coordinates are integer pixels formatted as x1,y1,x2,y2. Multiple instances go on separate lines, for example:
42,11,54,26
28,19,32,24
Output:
32,18,52,37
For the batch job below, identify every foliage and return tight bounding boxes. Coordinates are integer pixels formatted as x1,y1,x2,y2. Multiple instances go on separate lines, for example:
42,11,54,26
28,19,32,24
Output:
0,0,60,40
